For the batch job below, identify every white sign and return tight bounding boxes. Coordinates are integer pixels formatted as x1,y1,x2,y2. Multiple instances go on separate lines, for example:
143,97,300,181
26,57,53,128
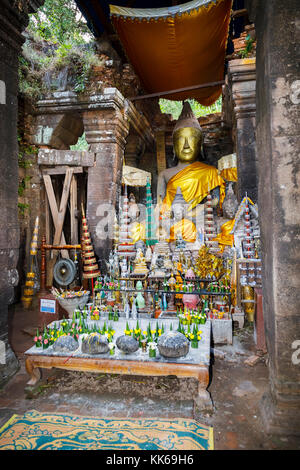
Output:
40,298,56,314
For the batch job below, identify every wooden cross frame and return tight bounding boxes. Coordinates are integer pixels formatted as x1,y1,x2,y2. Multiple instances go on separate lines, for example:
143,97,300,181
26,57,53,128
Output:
43,167,81,286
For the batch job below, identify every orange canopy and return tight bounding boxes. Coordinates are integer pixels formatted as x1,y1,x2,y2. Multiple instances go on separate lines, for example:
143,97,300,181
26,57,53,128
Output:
110,0,232,105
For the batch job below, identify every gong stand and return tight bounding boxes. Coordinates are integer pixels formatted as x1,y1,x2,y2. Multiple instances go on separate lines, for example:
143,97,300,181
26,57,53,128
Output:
40,235,82,292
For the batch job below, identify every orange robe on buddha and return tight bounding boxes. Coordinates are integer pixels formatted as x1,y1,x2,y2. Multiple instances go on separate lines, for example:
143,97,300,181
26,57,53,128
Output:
168,218,197,244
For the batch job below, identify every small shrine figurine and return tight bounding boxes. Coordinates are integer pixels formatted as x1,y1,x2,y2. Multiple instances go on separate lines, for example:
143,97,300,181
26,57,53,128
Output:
124,297,131,319
120,257,128,277
168,272,176,291
145,246,152,263
133,248,149,275
135,280,145,309
182,268,200,310
131,299,138,320
161,292,168,311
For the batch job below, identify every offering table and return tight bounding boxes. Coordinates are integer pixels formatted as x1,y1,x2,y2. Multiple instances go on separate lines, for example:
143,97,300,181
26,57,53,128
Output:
24,318,212,411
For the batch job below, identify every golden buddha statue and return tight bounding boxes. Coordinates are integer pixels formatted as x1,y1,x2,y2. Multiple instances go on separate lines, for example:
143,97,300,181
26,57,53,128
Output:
157,101,225,216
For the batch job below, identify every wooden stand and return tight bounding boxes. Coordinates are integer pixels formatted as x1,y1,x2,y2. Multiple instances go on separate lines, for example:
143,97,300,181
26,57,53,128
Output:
25,354,212,411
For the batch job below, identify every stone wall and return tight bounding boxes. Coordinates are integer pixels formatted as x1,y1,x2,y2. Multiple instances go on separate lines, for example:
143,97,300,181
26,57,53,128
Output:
0,0,45,387
253,0,300,435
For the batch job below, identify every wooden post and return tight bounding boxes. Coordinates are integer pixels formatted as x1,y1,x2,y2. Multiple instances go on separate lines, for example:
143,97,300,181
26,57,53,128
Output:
45,168,74,286
70,174,78,260
156,131,166,174
43,174,69,259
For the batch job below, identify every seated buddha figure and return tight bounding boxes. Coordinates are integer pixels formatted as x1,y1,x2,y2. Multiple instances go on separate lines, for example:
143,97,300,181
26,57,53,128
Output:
157,101,225,220
168,203,197,250
128,193,146,248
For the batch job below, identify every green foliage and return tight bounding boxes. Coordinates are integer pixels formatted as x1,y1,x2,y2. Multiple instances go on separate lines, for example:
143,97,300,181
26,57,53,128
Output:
240,35,255,59
70,133,89,151
18,136,38,168
19,0,101,101
18,176,31,197
18,202,30,216
159,97,222,120
19,37,102,101
27,0,92,45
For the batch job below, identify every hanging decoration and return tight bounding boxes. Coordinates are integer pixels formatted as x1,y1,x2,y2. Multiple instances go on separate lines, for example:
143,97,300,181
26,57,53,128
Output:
110,0,232,105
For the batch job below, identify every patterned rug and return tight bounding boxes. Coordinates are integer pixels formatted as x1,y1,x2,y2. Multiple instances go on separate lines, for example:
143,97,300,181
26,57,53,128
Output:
0,410,213,450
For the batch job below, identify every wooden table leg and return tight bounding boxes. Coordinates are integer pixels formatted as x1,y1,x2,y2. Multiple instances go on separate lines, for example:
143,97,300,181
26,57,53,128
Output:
195,388,213,411
194,369,213,411
25,358,42,386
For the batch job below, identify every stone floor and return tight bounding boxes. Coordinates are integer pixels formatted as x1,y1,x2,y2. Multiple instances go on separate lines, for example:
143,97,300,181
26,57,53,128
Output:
0,302,300,450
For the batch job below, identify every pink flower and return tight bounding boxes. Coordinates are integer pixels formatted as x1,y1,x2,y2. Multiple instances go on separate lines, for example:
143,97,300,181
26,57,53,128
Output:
44,339,48,344
76,334,79,338
72,323,75,328
34,337,38,342
67,333,70,336
38,336,42,340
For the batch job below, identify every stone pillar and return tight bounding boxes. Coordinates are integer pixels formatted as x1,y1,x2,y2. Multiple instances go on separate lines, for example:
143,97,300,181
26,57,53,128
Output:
228,58,257,202
254,0,300,435
0,0,44,386
124,134,145,168
83,89,130,268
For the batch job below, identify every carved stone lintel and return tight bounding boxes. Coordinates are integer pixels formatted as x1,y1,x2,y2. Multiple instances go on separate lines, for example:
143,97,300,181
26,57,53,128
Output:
228,58,256,120
35,89,154,149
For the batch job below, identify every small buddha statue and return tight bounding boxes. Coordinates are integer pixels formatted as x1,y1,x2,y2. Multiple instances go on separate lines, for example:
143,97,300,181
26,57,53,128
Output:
128,193,146,248
135,280,145,309
168,203,197,250
157,101,225,216
133,248,148,275
213,182,238,254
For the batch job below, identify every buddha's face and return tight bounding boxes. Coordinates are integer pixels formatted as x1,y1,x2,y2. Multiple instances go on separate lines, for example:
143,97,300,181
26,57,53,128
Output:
173,127,203,163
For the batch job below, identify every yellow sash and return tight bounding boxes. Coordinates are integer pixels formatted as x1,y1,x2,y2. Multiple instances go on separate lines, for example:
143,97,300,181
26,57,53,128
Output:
220,168,237,182
161,162,225,213
129,222,146,243
213,218,235,251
